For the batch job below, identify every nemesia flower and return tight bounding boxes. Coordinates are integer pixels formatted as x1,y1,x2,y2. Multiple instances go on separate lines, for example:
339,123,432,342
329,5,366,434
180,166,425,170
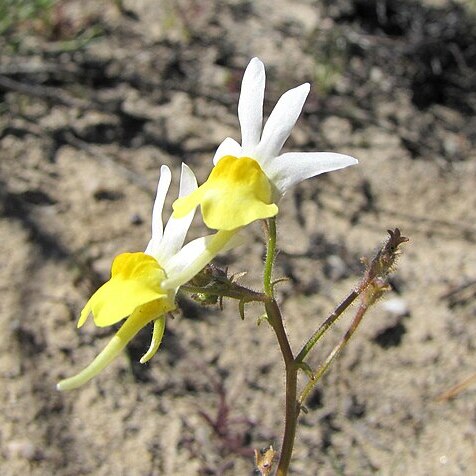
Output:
57,164,239,391
173,57,358,231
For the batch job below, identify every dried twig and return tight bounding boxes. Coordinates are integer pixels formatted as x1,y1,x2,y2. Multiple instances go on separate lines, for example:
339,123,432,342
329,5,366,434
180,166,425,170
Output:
436,373,476,402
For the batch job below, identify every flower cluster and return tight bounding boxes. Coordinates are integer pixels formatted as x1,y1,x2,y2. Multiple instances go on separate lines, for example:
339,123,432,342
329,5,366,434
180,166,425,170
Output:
58,57,357,391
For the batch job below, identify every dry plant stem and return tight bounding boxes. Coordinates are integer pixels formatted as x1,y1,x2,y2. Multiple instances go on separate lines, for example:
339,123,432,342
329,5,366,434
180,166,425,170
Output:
299,303,369,407
181,229,407,474
436,372,476,402
296,289,360,363
295,227,408,364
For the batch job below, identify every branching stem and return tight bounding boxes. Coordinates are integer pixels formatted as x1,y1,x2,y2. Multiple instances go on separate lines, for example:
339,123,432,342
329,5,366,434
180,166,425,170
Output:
299,303,369,407
180,226,408,476
265,299,297,476
296,289,359,363
262,218,298,475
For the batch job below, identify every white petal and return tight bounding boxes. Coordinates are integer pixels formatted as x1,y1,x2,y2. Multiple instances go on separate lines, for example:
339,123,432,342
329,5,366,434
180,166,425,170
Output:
266,152,358,194
178,162,198,197
154,163,197,263
213,137,243,165
162,230,245,290
256,83,310,164
145,165,172,256
238,57,265,153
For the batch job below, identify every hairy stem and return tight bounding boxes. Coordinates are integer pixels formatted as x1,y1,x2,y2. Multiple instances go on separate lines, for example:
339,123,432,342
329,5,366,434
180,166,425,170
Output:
180,283,268,303
262,219,299,475
299,303,369,406
296,289,359,363
264,299,297,476
263,217,277,297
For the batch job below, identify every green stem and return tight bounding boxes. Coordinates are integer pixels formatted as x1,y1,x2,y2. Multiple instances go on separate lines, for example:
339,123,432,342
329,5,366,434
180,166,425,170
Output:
261,218,299,475
264,218,277,297
265,299,294,368
181,282,268,303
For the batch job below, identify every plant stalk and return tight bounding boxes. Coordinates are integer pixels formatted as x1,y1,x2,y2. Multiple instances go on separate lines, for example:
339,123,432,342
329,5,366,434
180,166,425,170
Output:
264,299,298,476
264,217,277,297
299,303,369,406
296,289,359,363
262,218,299,475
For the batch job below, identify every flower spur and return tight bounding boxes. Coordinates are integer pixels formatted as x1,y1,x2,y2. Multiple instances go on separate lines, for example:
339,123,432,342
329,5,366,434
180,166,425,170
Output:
58,164,238,390
173,57,358,231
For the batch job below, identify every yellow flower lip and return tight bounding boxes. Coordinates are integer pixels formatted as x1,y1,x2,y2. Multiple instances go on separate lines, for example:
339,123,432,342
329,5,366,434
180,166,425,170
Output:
58,252,175,391
58,161,247,391
172,155,278,231
78,252,170,328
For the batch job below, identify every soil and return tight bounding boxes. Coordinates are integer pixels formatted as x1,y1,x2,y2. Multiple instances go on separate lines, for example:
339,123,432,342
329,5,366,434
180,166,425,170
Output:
1,0,475,475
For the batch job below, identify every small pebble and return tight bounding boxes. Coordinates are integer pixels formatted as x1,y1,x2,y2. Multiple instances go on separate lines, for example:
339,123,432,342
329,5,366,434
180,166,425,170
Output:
381,298,409,317
5,439,38,461
130,213,143,225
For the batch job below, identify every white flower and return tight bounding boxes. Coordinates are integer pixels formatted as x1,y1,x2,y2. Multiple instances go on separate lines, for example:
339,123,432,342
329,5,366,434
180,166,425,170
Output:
173,57,358,231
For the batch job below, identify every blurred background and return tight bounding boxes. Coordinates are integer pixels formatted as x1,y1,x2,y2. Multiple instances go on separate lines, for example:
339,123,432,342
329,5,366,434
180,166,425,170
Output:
1,0,475,474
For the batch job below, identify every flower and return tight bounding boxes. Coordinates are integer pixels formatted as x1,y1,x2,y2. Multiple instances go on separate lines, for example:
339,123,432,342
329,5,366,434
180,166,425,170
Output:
173,57,358,231
57,164,239,391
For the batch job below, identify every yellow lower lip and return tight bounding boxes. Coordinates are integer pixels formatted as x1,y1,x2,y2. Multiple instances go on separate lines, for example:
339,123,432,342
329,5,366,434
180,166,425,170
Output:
173,155,278,231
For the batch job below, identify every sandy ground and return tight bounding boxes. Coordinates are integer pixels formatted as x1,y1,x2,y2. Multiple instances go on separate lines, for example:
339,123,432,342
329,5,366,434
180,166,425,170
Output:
1,0,475,474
